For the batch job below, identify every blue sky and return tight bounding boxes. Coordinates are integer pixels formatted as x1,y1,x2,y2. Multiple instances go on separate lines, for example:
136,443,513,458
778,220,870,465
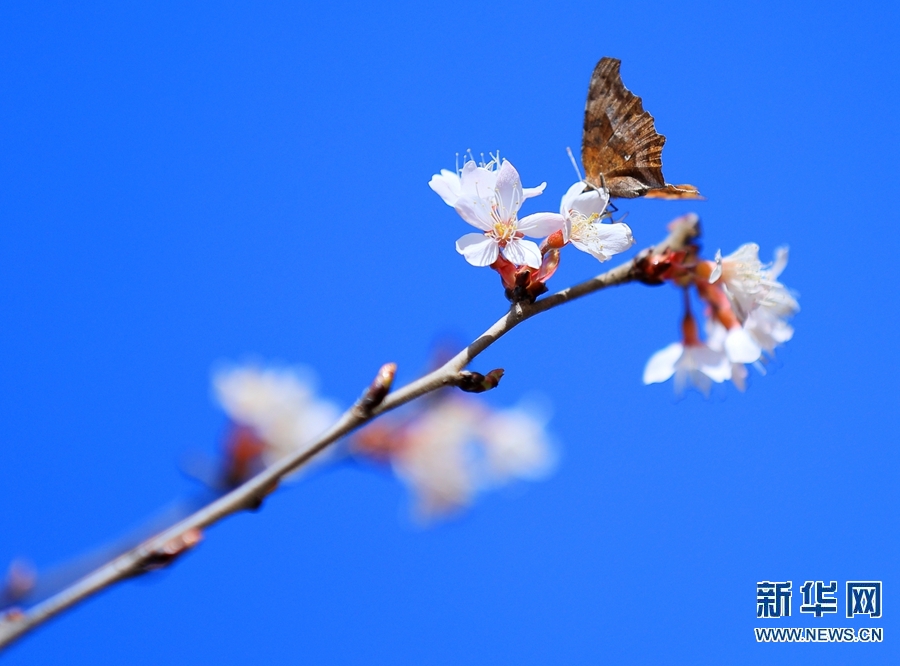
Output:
1,1,898,663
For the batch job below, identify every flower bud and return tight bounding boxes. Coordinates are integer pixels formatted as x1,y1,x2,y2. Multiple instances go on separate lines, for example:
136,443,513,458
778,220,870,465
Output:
358,362,397,412
457,368,505,393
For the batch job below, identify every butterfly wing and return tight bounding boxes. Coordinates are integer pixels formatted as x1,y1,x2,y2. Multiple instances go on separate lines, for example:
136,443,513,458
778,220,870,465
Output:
582,57,702,200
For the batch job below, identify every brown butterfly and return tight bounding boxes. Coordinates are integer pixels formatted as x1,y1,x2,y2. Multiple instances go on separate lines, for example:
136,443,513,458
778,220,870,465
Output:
582,57,702,200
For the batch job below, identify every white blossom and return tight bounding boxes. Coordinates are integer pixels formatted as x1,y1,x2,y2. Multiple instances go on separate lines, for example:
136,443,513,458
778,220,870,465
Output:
758,247,799,316
559,181,634,261
710,245,799,354
710,244,798,318
389,396,555,521
481,403,556,482
709,244,764,320
213,365,340,475
643,342,732,396
432,159,564,269
392,399,478,517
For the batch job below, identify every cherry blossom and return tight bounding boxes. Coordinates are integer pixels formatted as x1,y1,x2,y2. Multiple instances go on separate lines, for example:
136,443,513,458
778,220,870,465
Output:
354,394,555,521
708,243,766,319
710,245,798,320
707,245,798,356
643,311,732,395
480,403,556,483
559,181,635,261
698,285,763,364
213,365,340,479
432,159,564,269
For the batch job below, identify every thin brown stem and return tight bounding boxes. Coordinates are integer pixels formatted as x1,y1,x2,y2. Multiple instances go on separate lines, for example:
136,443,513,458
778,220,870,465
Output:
0,214,699,651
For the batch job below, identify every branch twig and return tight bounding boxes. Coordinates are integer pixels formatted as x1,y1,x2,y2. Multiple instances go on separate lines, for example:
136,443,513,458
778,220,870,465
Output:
0,214,699,651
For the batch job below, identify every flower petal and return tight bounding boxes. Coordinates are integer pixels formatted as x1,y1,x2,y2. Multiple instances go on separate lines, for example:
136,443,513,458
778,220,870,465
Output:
459,160,498,201
481,404,555,481
517,212,567,237
495,160,524,220
560,181,588,214
570,187,609,217
570,222,635,262
705,320,728,351
745,308,795,353
680,367,712,396
502,238,542,269
724,327,762,364
690,345,733,382
523,182,547,199
768,246,789,279
730,362,748,391
428,169,462,207
453,197,493,231
456,233,499,267
725,243,761,267
643,343,683,384
709,249,723,283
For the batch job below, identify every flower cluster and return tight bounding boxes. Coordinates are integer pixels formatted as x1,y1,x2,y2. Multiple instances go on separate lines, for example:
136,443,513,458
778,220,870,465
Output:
352,391,555,522
430,155,796,392
430,156,633,302
640,238,799,395
210,362,555,523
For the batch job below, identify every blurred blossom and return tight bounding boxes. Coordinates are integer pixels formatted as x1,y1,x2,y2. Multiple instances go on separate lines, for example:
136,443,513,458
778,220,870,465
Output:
643,235,798,395
0,560,36,610
743,248,799,354
643,342,732,395
213,365,341,483
743,300,795,355
707,244,798,361
480,405,555,482
710,244,799,323
354,393,555,522
643,311,732,395
709,243,767,319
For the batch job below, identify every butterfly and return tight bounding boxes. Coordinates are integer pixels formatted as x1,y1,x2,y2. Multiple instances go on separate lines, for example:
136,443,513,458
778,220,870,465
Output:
582,57,702,200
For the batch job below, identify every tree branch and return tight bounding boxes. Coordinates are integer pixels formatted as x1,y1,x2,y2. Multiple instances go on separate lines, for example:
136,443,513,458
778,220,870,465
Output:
0,214,699,651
